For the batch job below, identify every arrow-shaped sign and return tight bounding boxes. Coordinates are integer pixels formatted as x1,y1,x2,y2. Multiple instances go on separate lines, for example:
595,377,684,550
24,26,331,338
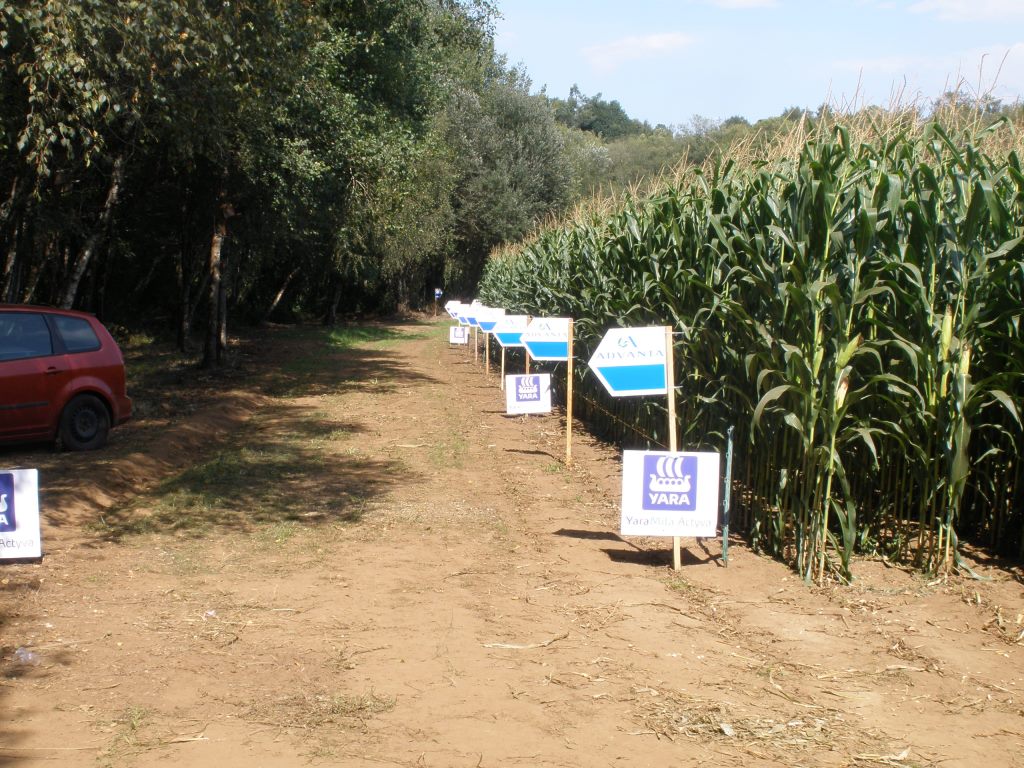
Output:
456,299,481,327
521,317,571,361
588,326,667,397
492,315,529,347
477,307,506,333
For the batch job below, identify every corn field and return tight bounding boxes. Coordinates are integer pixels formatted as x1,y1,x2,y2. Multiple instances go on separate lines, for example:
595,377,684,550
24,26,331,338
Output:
478,114,1024,583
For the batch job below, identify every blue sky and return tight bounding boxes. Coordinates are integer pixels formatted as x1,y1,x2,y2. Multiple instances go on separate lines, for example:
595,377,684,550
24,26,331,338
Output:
493,0,1024,127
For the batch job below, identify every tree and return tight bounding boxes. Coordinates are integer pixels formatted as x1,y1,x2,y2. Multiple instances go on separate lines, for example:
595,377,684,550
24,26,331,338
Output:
551,85,649,140
442,64,576,291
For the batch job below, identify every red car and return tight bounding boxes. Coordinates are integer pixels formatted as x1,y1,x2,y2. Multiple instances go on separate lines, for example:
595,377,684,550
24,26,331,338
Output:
0,305,132,450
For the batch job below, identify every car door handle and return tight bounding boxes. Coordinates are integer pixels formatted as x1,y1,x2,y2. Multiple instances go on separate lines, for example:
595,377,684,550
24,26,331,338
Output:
45,366,62,375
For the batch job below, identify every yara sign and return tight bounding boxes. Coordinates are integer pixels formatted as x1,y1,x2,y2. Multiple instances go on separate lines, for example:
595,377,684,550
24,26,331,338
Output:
505,373,552,415
621,451,719,537
0,469,41,560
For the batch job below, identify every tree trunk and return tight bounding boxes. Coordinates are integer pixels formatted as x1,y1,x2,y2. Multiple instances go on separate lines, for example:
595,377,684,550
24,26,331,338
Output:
21,235,56,304
177,264,191,352
2,219,20,302
188,270,210,346
0,175,27,266
263,266,300,322
216,246,228,361
201,197,229,368
325,278,342,326
60,154,126,309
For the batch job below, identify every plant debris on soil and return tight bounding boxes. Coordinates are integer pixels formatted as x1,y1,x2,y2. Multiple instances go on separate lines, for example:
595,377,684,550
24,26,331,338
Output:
1,318,1022,767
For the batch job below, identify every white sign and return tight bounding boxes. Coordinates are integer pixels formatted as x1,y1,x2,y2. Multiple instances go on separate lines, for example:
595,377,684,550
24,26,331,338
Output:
505,374,552,415
521,317,571,361
477,307,506,333
444,300,462,319
492,315,529,347
449,326,469,345
0,469,41,560
589,327,667,397
621,451,720,537
463,300,484,328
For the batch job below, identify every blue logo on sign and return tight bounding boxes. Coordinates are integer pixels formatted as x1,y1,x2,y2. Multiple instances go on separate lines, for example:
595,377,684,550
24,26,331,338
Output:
516,376,541,402
642,455,697,511
0,473,15,532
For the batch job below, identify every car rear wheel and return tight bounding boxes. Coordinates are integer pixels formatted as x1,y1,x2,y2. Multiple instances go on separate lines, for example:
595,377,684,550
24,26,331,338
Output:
59,394,111,451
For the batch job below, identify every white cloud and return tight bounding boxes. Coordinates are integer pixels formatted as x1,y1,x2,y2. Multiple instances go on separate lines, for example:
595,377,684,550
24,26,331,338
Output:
910,0,1024,21
583,32,695,74
708,0,779,8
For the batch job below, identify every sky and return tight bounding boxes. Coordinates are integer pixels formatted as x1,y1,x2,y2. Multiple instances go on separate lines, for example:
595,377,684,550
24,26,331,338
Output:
492,0,1024,128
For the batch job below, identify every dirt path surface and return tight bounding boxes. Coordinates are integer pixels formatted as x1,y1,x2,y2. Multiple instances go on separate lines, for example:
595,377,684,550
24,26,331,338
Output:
1,320,1022,767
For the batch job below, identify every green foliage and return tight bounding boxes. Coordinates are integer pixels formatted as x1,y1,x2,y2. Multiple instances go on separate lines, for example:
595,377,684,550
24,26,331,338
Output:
480,115,1024,581
552,84,650,140
0,0,583,325
440,64,576,293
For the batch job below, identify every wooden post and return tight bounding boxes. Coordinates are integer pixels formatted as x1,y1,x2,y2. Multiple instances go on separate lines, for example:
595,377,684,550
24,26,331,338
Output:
500,347,506,391
525,316,532,375
473,326,478,364
566,319,574,466
722,425,735,567
665,325,681,570
485,331,490,378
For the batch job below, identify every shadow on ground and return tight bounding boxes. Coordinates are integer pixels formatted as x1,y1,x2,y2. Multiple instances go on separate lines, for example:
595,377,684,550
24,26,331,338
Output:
1,321,439,537
92,403,420,541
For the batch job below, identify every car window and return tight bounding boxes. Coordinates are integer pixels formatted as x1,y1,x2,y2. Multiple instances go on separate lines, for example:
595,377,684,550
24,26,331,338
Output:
52,315,101,353
0,312,53,361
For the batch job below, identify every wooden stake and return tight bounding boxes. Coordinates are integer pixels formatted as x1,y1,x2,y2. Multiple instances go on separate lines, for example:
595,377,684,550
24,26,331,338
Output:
500,347,506,391
473,326,478,364
525,316,532,375
665,325,681,571
485,332,490,377
722,425,735,567
566,319,574,466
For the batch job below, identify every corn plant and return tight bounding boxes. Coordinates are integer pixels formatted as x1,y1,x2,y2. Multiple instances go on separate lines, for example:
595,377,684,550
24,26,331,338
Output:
479,111,1024,582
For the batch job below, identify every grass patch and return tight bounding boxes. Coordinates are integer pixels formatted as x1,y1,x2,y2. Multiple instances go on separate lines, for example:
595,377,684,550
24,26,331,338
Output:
94,408,395,539
246,688,395,730
429,434,467,468
268,324,431,397
99,704,152,757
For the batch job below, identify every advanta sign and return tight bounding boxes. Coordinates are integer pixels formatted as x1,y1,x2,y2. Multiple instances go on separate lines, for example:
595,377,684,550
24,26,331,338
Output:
492,315,529,348
476,307,506,333
589,326,667,397
520,317,571,361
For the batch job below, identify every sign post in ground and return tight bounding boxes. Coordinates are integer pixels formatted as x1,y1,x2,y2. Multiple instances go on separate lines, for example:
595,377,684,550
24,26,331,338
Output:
493,315,528,392
521,317,572,463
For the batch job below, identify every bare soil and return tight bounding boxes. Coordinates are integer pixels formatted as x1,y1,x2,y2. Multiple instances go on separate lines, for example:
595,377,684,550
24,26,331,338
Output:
1,319,1022,767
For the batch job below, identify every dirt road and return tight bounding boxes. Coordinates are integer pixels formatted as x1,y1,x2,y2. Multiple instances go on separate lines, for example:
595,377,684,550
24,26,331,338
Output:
1,320,1022,767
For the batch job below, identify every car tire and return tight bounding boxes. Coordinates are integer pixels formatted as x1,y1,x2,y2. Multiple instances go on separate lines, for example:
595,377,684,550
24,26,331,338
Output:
59,394,111,451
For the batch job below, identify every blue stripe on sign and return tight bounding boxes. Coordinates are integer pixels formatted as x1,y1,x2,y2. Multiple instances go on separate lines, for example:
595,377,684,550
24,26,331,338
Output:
478,322,497,331
466,316,479,326
525,341,569,359
599,364,666,392
495,333,523,345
